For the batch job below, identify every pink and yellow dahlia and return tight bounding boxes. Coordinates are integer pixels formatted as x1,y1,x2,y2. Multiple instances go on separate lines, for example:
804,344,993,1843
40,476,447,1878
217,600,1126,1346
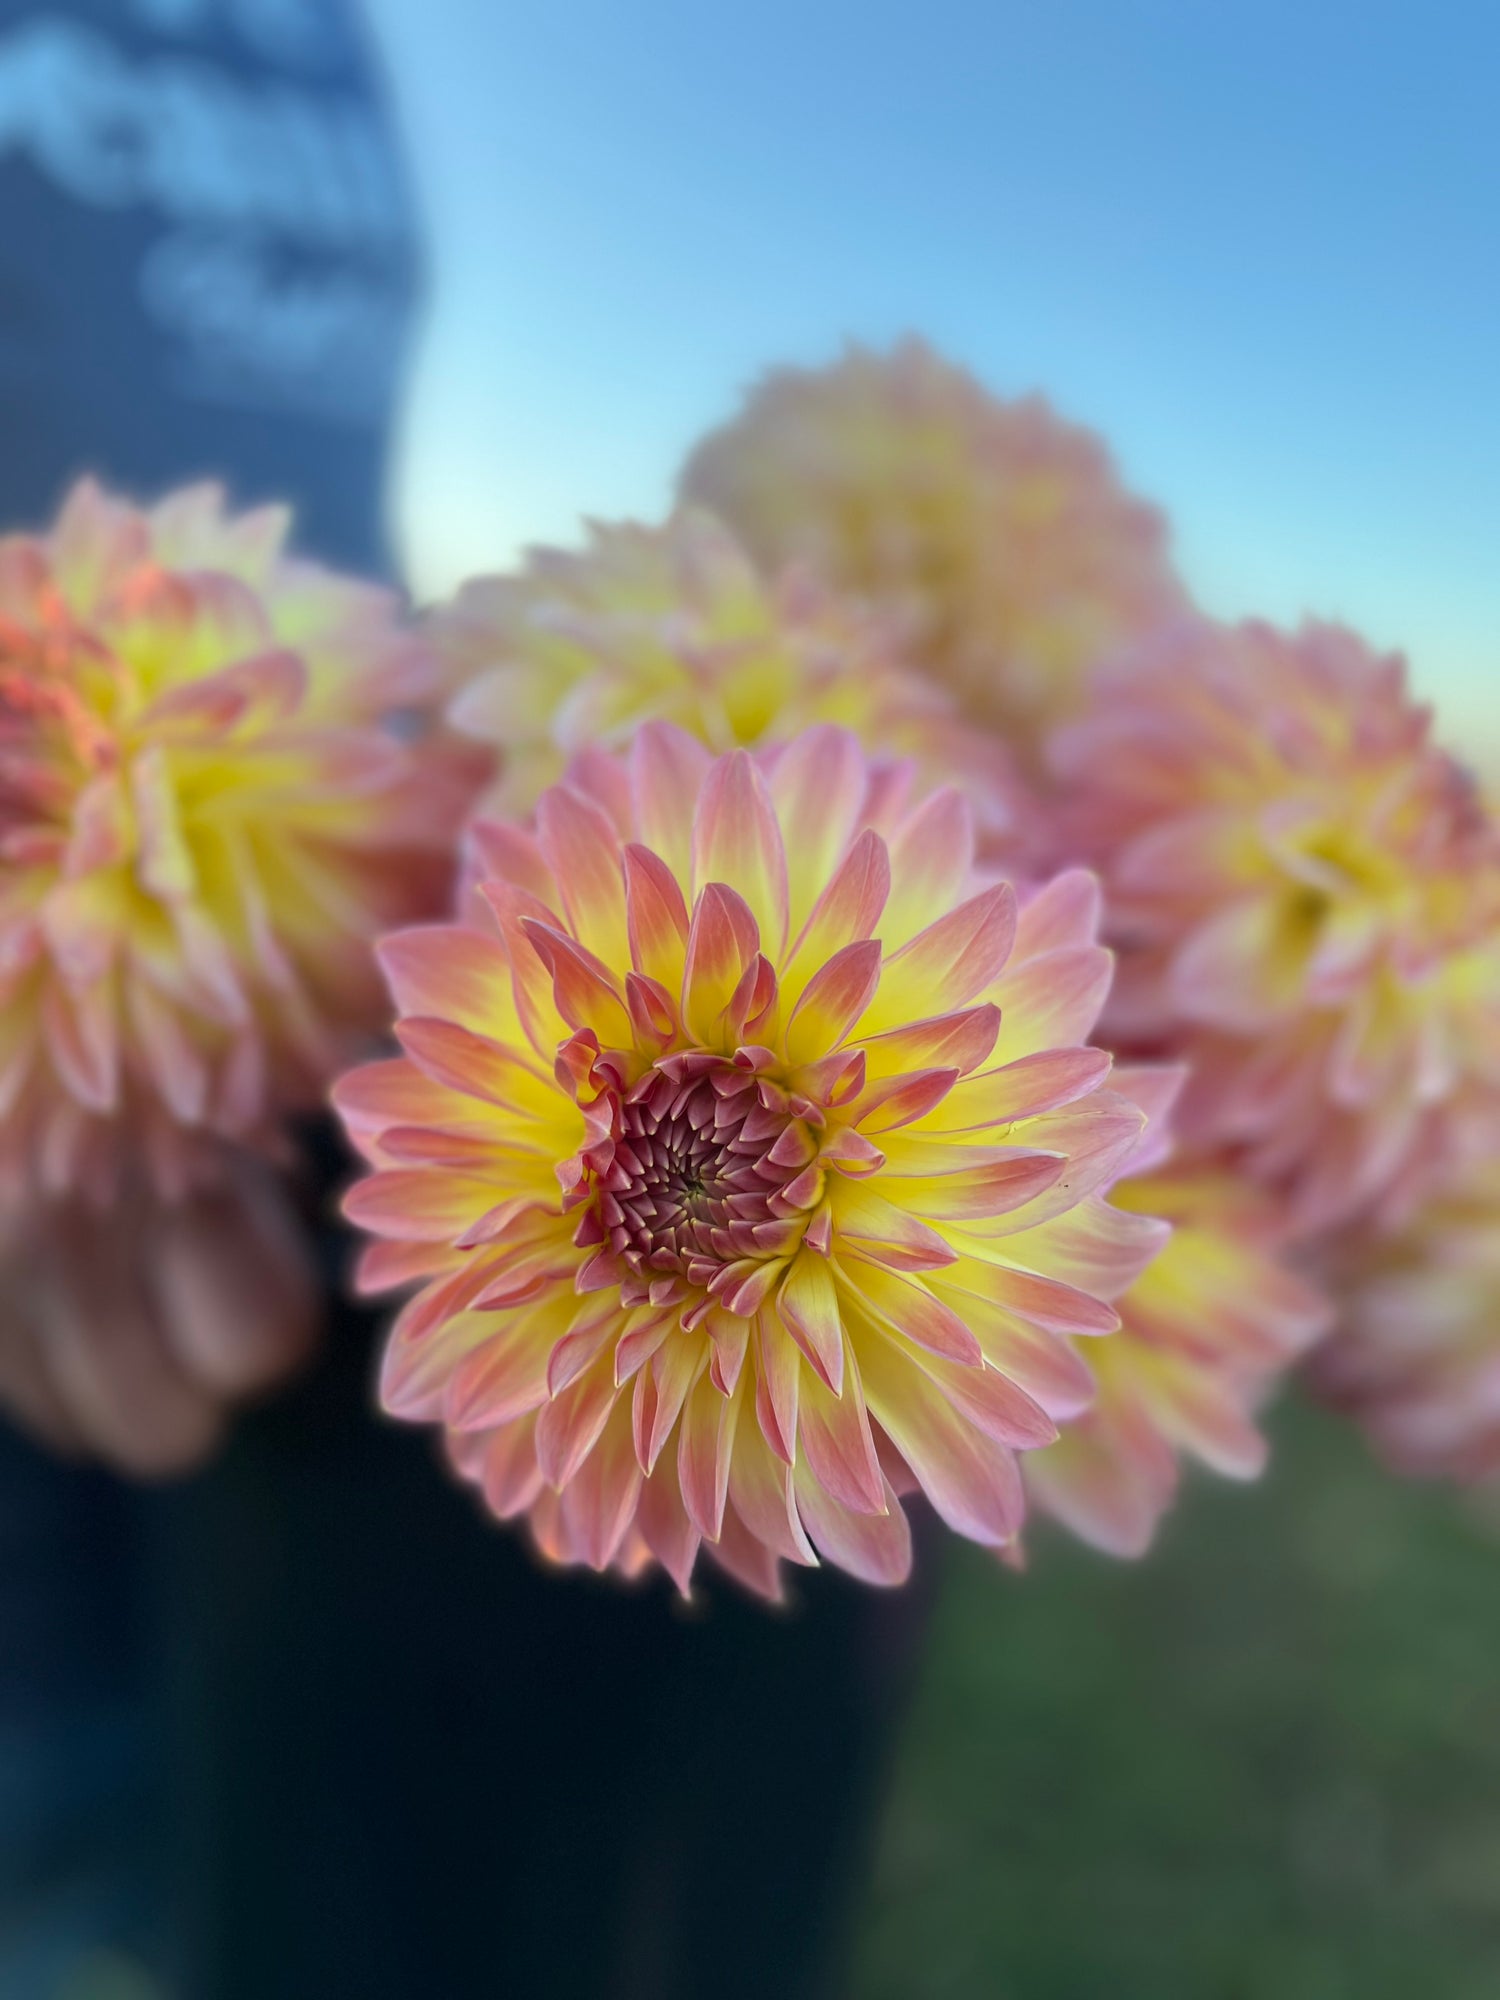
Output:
678,338,1184,766
1312,1154,1500,1483
1051,617,1500,1233
435,506,1020,847
0,478,483,1204
1026,1139,1330,1556
336,725,1167,1596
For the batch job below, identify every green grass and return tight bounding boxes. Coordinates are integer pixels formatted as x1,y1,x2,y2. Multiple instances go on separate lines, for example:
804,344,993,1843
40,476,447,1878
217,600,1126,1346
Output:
855,1400,1500,1999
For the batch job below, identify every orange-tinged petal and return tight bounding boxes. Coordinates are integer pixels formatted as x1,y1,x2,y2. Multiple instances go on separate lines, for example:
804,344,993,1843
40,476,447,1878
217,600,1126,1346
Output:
692,748,789,955
864,883,1017,1031
784,938,881,1066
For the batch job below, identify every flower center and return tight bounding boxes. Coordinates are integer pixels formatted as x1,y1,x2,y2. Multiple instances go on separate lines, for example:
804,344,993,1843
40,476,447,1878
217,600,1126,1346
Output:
585,1051,818,1316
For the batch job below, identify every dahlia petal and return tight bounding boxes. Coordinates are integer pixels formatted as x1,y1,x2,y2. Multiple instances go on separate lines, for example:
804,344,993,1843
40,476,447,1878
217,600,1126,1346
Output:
855,1066,961,1134
859,1005,1001,1081
623,843,691,989
879,1149,1065,1221
993,946,1113,1058
727,1428,818,1566
379,924,515,1038
138,645,306,738
478,1415,548,1519
477,883,570,1055
677,1368,741,1540
841,1259,984,1367
767,725,871,938
446,1316,559,1432
354,1238,454,1296
793,1466,912,1587
637,1336,704,1475
1014,869,1102,957
520,919,633,1044
343,1168,500,1241
777,1250,845,1393
796,1349,885,1513
43,979,119,1111
831,1179,958,1271
630,722,712,886
397,1015,551,1115
535,1351,620,1486
860,1336,1024,1547
709,1504,787,1600
927,1283,1098,1419
637,1456,702,1595
882,786,974,950
784,938,882,1066
784,828,890,994
125,978,208,1124
547,1297,621,1396
692,749,789,955
536,783,630,967
1024,1415,1175,1560
905,1344,1058,1451
865,884,1017,1031
754,1315,801,1464
964,1096,1152,1232
940,1256,1119,1337
923,1047,1113,1132
466,818,558,905
681,882,760,1045
1018,1198,1172,1298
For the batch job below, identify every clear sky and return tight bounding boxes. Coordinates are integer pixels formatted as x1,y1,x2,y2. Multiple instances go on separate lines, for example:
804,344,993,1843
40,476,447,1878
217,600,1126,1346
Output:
366,0,1499,758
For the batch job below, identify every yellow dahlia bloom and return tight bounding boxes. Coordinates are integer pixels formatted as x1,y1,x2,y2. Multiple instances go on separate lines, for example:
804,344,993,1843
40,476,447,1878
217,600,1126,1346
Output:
1051,617,1500,1234
678,338,1184,765
336,725,1165,1596
1312,1153,1500,1482
434,506,1020,848
0,479,482,1203
1027,1133,1330,1556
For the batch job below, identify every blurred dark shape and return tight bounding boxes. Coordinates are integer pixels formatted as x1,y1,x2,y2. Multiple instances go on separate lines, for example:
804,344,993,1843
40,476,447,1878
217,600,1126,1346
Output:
0,6,928,1995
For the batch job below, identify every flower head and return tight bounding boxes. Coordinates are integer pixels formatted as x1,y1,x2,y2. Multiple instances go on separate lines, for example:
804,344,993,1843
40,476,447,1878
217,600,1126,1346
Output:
0,479,481,1203
336,724,1165,1597
1051,617,1500,1232
435,507,1020,847
679,339,1184,765
1312,1152,1500,1483
1026,1133,1330,1556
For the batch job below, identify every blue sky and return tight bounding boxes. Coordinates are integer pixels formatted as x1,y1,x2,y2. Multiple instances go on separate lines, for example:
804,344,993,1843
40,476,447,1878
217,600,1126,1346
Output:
368,0,1499,756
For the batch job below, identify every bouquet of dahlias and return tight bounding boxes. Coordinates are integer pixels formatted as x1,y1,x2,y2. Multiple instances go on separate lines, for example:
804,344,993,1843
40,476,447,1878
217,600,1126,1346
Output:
10,338,1499,1585
0,479,486,1468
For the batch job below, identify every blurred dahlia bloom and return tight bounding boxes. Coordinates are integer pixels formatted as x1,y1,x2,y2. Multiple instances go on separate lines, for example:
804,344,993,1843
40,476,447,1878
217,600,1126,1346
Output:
434,507,1021,849
336,724,1167,1596
678,338,1184,765
1051,617,1500,1233
0,479,481,1204
1312,1156,1500,1483
1027,1145,1331,1556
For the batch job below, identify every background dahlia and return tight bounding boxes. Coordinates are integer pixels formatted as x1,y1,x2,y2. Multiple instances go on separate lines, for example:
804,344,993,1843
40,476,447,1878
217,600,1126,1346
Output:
678,338,1184,767
0,478,483,1203
1311,1151,1500,1483
1050,616,1500,1234
433,506,1021,849
336,724,1168,1597
1026,1140,1331,1557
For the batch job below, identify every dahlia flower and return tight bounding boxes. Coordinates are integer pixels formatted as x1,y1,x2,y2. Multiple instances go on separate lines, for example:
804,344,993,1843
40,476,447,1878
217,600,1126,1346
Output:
0,478,481,1204
1312,1154,1500,1483
336,724,1166,1596
435,507,1020,847
678,338,1183,765
1026,1141,1331,1556
1051,617,1500,1234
